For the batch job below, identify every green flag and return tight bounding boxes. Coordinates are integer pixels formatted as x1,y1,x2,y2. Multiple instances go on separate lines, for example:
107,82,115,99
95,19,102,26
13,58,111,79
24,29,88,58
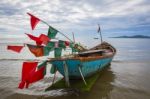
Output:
72,47,78,52
59,40,66,49
44,46,53,56
50,64,57,74
69,43,74,48
70,43,78,52
48,26,58,39
54,48,62,58
47,42,55,47
37,61,47,75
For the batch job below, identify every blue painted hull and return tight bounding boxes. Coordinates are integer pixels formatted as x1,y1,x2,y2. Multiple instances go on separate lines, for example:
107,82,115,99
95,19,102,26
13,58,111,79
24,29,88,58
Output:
51,57,113,79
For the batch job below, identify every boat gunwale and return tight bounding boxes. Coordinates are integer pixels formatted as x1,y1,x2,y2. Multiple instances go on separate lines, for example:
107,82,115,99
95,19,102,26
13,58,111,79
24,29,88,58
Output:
48,53,115,62
48,42,116,62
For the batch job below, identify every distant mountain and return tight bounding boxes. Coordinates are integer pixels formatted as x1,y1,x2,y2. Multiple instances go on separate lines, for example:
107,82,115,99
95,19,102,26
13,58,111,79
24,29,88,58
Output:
110,35,150,38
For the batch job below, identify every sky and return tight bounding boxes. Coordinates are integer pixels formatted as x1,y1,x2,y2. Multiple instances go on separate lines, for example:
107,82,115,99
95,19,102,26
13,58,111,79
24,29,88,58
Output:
0,0,150,45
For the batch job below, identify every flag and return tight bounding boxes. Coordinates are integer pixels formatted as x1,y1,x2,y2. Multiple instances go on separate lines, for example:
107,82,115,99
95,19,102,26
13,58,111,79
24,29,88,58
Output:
18,61,46,89
7,45,24,53
39,34,50,45
25,33,42,45
27,44,44,57
72,47,78,52
37,61,47,69
25,33,39,41
50,64,57,74
29,66,45,83
97,24,101,33
18,62,38,89
64,41,70,46
27,44,52,57
58,40,66,48
37,61,47,75
69,43,78,52
43,46,53,56
47,42,55,47
69,43,74,48
21,62,38,81
74,44,79,52
26,33,50,45
27,13,40,30
47,41,67,48
54,48,62,58
48,26,58,39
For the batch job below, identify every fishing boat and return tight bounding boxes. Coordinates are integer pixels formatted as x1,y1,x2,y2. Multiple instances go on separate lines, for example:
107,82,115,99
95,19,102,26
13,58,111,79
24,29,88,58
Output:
49,41,116,86
7,13,116,90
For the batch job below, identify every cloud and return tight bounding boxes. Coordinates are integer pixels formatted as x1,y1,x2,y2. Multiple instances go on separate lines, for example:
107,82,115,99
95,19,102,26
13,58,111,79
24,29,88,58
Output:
0,0,150,45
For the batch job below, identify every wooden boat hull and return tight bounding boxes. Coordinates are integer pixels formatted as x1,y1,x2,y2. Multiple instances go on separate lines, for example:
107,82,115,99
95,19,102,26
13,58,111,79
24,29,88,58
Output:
50,42,116,79
50,56,114,79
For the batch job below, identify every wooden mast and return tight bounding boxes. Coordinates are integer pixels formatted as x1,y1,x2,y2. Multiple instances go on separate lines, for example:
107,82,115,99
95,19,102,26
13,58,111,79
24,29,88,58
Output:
72,32,75,43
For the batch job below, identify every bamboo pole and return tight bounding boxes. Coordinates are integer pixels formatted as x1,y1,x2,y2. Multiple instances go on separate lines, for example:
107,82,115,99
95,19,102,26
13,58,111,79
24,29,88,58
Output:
40,19,73,43
78,66,87,85
27,13,86,53
63,61,70,87
51,66,57,85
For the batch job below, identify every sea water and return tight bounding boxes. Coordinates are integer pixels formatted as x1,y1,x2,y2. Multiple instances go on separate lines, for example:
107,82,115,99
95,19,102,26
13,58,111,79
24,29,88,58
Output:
0,38,150,99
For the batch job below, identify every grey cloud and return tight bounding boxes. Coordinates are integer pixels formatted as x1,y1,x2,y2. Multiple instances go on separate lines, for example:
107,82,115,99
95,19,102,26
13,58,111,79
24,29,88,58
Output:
0,4,20,16
0,0,150,39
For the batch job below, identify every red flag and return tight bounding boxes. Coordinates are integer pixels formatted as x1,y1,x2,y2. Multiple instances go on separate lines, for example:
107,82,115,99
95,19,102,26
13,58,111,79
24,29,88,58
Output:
64,41,70,46
39,34,50,45
27,13,40,30
18,62,38,89
7,45,24,53
21,62,38,81
27,44,44,57
29,66,45,83
18,61,46,89
18,81,26,89
25,33,42,45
